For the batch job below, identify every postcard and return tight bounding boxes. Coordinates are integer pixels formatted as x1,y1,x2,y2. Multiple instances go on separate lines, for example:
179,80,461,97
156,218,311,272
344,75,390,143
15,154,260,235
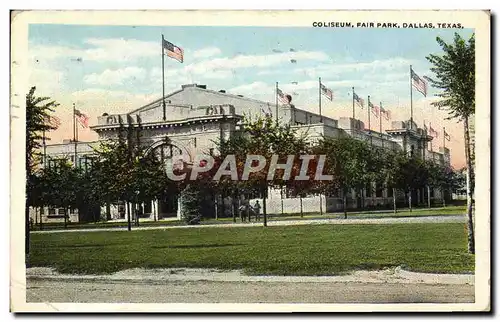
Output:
10,9,490,312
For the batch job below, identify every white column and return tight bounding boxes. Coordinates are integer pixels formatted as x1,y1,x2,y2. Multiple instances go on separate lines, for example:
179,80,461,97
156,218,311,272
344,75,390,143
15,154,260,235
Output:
177,196,182,220
151,200,157,220
124,202,129,221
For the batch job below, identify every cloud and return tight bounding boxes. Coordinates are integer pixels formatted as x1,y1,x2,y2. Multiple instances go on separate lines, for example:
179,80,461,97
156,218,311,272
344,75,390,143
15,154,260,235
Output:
30,38,159,63
83,38,158,62
293,57,414,78
229,81,270,94
185,51,329,75
83,67,147,86
28,65,66,96
193,47,222,59
30,44,83,61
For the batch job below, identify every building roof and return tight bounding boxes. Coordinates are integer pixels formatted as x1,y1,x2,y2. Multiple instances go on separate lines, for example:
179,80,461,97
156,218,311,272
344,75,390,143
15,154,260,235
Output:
128,84,279,115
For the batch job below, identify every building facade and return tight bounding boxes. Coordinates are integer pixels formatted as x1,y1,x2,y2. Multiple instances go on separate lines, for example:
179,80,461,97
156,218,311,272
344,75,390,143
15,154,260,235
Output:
34,84,451,222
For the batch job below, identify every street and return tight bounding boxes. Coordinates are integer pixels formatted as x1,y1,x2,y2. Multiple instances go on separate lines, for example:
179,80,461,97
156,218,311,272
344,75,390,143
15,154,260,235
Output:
26,279,474,303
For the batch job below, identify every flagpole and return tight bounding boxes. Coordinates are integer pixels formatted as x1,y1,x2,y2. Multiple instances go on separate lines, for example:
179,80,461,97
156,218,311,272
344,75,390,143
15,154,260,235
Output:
162,34,166,121
367,95,372,146
367,95,371,131
380,101,383,149
318,77,323,123
423,119,427,158
443,126,446,150
410,65,413,130
430,122,433,152
73,103,77,165
42,129,46,166
352,87,355,120
275,82,279,122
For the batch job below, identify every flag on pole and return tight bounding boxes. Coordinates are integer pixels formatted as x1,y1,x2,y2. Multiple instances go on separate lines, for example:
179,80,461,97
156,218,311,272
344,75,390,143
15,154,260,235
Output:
163,38,184,63
45,115,61,128
428,126,438,137
353,92,364,108
444,129,451,141
75,109,89,128
369,101,380,118
277,88,291,104
380,107,391,120
411,68,428,97
320,83,334,101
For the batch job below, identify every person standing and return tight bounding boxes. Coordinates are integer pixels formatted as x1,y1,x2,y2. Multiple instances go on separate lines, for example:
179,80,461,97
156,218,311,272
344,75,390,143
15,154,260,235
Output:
253,200,261,222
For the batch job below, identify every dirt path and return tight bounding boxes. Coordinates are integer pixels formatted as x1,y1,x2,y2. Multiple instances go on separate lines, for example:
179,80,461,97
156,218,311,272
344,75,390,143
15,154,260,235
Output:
24,267,474,304
32,215,466,234
26,279,474,303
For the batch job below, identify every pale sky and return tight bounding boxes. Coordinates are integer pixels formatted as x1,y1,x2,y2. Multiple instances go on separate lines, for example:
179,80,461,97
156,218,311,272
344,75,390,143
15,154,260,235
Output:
28,24,474,169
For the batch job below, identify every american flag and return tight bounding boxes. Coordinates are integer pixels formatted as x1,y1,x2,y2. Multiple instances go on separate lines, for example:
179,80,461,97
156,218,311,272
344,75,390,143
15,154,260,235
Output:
444,130,451,141
163,37,184,63
320,83,334,101
380,107,391,120
369,102,380,118
277,88,291,104
75,109,89,128
45,115,61,128
429,126,438,138
353,92,364,108
411,68,427,97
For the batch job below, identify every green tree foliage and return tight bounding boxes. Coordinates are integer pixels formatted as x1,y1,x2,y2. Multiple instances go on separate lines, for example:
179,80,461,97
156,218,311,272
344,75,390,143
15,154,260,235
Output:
180,184,203,225
217,114,312,226
426,32,475,253
315,136,374,218
25,87,60,256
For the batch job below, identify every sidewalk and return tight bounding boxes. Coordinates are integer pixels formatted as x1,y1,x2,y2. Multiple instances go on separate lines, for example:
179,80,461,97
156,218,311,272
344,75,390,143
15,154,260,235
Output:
31,215,466,234
26,266,474,285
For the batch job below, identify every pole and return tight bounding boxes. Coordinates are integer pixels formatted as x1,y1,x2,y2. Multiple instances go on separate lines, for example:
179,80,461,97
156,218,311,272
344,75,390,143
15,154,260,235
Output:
352,87,355,120
367,96,371,131
275,82,279,122
380,101,383,149
162,35,166,121
73,103,77,165
410,65,413,130
430,122,434,152
443,127,446,150
368,95,372,146
319,77,323,123
42,129,46,166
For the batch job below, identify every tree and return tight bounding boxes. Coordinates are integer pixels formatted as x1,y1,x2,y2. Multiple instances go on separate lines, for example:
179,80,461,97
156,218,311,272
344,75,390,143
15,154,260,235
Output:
217,114,311,226
316,136,371,218
425,32,475,253
25,87,59,256
40,159,80,227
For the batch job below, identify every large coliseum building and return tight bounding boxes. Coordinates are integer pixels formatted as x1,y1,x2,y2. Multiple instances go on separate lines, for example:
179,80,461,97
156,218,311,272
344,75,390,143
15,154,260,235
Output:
37,84,451,223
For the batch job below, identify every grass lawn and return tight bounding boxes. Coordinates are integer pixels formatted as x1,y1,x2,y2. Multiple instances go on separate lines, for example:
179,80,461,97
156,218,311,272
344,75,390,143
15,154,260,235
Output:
29,223,474,276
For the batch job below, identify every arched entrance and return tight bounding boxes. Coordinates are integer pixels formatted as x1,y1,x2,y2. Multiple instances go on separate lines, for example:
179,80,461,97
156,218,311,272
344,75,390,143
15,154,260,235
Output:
147,140,184,219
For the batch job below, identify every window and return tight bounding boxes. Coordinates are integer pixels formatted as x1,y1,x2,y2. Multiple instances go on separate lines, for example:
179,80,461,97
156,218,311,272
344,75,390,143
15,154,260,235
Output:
48,208,56,215
387,186,393,197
